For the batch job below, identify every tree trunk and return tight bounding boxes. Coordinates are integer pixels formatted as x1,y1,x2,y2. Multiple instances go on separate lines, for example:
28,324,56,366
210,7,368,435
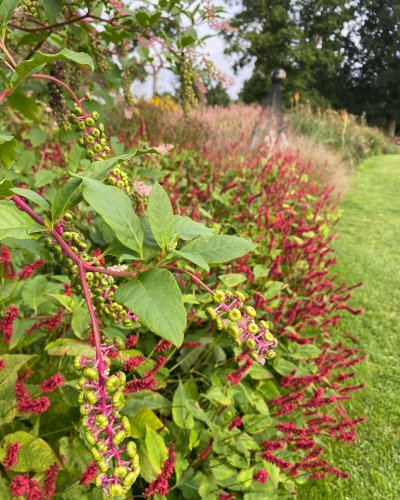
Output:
386,117,397,137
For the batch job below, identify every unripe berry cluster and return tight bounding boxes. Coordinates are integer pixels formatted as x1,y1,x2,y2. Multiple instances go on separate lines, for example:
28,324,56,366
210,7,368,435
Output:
45,232,136,328
68,103,110,161
49,64,71,132
107,166,131,193
75,340,140,496
180,54,198,114
21,0,38,17
205,290,278,364
91,31,110,73
122,68,138,107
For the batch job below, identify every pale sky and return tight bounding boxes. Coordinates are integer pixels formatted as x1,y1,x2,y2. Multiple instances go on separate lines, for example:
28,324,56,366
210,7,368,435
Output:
131,1,254,99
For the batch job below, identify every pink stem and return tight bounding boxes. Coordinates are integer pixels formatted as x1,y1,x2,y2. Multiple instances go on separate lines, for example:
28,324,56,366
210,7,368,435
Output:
31,74,80,103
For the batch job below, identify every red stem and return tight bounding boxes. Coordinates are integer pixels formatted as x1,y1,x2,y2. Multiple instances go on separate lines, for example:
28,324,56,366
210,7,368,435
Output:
31,74,80,103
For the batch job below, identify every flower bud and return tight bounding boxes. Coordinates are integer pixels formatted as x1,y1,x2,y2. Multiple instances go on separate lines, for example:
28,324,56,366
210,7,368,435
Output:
114,466,128,478
126,441,137,457
84,368,99,381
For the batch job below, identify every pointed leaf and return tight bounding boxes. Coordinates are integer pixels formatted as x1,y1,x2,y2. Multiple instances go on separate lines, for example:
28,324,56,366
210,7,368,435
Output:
147,183,174,250
115,268,186,347
181,235,257,264
0,201,42,240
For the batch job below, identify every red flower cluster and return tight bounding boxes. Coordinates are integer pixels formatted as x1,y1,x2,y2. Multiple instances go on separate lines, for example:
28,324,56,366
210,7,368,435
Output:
123,355,143,372
228,415,243,430
18,259,45,280
154,339,173,352
253,468,269,483
9,463,60,499
28,310,64,335
2,442,20,471
125,355,166,393
0,305,19,345
125,334,138,348
40,374,64,393
15,375,50,414
226,352,253,385
0,246,15,279
143,446,176,497
80,461,98,486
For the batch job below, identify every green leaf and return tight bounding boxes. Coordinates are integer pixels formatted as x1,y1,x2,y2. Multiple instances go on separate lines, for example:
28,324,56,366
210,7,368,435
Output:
82,178,144,256
59,436,91,477
147,183,174,251
172,249,210,272
45,338,95,357
116,268,186,347
289,343,321,360
0,0,20,25
180,27,198,48
172,380,194,429
174,215,214,240
11,188,50,210
0,354,35,424
219,273,247,287
4,431,59,472
0,134,16,169
21,275,48,313
33,170,57,188
181,235,257,264
10,49,94,89
145,426,168,474
0,201,42,240
51,178,82,221
123,391,171,414
0,178,14,196
129,407,164,438
71,305,90,339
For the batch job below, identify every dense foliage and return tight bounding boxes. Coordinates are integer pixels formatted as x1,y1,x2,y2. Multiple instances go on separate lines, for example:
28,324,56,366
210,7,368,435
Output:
0,1,366,499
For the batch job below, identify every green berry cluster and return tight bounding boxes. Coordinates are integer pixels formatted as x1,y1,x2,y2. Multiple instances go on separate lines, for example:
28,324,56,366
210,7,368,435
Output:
49,66,71,132
68,104,110,161
75,343,140,496
180,54,198,115
45,232,136,328
91,31,109,73
21,0,38,17
205,290,278,364
106,166,131,193
122,69,138,106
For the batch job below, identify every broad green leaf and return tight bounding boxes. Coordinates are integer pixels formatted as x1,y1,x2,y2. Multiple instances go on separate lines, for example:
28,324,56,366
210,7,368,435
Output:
59,436,91,477
172,249,210,272
51,178,82,221
0,201,42,240
0,475,10,500
33,170,57,188
181,235,257,264
179,27,198,48
0,178,14,196
147,183,174,250
45,338,95,357
11,188,50,210
172,380,194,429
0,134,16,169
10,49,94,89
82,178,144,256
4,431,59,472
289,343,321,360
271,357,297,376
0,354,35,424
145,426,168,474
21,275,48,313
0,0,20,24
129,407,164,438
46,293,75,312
173,215,214,240
219,273,247,287
116,268,186,347
123,391,171,414
71,305,90,339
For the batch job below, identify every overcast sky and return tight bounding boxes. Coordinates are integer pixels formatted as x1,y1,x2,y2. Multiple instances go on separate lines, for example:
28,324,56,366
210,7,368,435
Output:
131,1,254,99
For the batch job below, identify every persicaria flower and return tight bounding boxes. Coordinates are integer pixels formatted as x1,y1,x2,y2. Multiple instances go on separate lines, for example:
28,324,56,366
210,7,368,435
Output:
18,259,45,280
0,305,19,344
125,334,138,349
2,442,20,471
228,416,243,430
9,473,30,497
143,446,176,497
1,245,15,279
0,359,5,370
40,374,64,393
219,494,236,500
253,469,269,483
43,463,60,498
15,376,51,414
198,438,213,461
81,461,98,485
154,339,172,352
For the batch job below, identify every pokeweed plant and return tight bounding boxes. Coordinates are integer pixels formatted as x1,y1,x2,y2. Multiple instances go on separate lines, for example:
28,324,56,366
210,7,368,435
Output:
0,2,276,498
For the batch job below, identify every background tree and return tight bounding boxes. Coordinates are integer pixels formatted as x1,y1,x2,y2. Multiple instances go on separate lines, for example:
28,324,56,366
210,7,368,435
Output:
337,0,400,135
225,0,354,105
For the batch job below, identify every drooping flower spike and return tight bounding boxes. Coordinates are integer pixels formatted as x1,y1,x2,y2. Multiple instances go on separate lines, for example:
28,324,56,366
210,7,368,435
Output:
205,290,278,364
75,339,140,497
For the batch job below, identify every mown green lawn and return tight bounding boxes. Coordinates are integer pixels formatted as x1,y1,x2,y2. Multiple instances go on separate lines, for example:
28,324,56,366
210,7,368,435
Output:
298,155,400,500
